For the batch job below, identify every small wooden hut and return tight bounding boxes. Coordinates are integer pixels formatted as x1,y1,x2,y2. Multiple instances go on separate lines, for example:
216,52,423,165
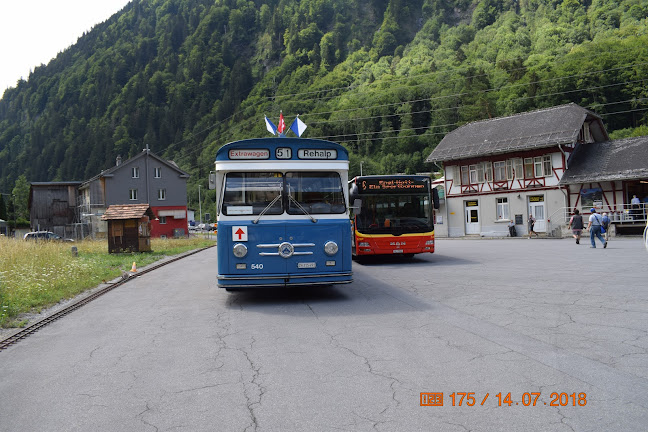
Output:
101,204,154,253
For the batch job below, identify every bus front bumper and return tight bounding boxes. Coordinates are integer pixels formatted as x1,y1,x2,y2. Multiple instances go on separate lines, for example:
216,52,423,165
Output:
217,272,353,288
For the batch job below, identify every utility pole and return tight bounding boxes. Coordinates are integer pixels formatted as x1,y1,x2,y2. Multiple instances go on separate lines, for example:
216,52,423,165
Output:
360,161,364,176
198,185,202,223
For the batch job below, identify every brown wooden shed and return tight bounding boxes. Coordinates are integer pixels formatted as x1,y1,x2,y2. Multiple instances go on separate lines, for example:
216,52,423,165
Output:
101,204,154,253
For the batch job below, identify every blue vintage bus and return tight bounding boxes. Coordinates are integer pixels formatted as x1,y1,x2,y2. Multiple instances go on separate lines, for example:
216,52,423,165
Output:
214,137,353,289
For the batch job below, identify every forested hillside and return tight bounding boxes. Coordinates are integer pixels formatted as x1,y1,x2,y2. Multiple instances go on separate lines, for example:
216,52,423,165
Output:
1,0,647,215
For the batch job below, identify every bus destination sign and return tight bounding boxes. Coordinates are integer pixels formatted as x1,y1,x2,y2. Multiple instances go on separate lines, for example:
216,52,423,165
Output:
229,149,270,160
298,149,338,159
359,178,428,193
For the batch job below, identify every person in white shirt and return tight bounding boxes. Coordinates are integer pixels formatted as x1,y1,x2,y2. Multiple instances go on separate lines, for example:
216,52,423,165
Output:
586,208,607,248
631,195,641,220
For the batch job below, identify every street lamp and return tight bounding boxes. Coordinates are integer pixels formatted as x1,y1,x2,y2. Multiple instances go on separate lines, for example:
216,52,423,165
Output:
198,185,202,223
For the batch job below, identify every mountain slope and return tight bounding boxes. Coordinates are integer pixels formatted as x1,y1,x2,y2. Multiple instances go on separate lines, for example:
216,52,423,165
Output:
1,0,647,213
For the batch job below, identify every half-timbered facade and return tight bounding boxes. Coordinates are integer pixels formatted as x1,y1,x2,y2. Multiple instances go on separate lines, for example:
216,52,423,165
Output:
426,104,609,237
559,136,648,234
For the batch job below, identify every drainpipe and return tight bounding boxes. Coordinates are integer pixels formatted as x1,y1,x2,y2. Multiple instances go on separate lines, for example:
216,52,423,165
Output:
558,144,568,169
145,145,150,203
557,144,569,237
445,175,450,238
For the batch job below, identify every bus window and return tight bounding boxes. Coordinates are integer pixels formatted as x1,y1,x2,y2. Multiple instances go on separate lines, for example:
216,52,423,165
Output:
222,172,283,215
286,172,345,214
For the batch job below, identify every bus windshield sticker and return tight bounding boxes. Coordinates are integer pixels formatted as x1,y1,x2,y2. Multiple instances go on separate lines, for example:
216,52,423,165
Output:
227,206,254,215
298,149,337,159
229,149,270,159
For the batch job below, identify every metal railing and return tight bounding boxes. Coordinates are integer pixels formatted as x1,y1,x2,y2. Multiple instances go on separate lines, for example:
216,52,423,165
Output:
547,204,648,238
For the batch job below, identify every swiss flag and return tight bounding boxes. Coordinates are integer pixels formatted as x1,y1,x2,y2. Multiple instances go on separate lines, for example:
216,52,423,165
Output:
278,111,285,134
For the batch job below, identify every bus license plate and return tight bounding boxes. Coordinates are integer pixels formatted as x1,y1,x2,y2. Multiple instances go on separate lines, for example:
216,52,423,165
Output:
298,262,316,268
393,250,403,253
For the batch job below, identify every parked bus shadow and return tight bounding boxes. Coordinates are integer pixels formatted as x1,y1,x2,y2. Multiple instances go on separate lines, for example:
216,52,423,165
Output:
224,272,432,316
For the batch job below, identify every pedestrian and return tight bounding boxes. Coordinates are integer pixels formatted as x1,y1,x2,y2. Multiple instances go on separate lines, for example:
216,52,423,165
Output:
568,209,583,244
586,208,607,248
527,213,538,238
631,194,641,220
508,220,517,237
601,212,611,242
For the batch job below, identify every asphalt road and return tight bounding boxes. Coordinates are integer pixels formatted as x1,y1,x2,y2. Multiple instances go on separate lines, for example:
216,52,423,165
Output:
1,238,647,431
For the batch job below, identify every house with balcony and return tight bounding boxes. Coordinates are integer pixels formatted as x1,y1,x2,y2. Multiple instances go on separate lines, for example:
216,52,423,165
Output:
425,103,609,237
79,148,190,238
559,135,648,235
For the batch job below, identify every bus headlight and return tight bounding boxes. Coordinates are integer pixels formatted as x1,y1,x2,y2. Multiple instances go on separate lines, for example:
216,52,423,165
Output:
358,242,370,247
324,241,338,256
425,240,434,245
233,243,248,258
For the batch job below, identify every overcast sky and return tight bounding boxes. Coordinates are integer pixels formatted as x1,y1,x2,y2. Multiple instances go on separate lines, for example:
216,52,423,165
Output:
0,0,131,94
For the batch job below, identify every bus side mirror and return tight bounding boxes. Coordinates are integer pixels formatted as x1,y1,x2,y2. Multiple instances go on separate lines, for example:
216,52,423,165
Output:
351,199,362,214
208,173,216,190
432,188,440,210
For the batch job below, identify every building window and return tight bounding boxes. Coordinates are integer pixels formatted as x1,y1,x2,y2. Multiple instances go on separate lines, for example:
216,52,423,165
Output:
469,165,480,183
524,158,534,178
542,155,552,177
513,158,523,179
496,197,510,220
129,189,138,200
461,165,469,185
534,157,544,177
484,161,492,182
494,161,506,181
159,216,167,224
132,167,139,178
154,167,161,178
158,189,166,200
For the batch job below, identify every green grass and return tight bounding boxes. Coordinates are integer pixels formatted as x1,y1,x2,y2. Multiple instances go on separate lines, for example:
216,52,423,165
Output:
0,236,214,328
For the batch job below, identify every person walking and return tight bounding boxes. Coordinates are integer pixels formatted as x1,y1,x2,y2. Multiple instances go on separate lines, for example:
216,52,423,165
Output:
587,208,607,248
601,212,611,242
568,209,584,244
527,214,539,238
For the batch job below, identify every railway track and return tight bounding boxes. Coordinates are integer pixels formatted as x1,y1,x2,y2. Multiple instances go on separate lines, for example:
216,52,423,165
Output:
0,245,215,351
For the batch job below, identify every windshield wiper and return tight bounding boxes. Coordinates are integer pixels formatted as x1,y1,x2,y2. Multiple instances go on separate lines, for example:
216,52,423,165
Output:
288,194,318,223
252,190,283,224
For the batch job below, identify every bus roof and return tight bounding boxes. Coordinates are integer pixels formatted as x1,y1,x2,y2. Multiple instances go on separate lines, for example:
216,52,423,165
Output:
216,137,348,161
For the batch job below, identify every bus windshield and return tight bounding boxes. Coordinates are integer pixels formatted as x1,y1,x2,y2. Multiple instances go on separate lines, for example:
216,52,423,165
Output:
356,194,432,234
222,171,345,216
286,172,346,215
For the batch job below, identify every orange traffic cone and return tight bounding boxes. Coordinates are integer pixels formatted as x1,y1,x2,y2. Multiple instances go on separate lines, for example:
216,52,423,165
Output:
130,261,137,272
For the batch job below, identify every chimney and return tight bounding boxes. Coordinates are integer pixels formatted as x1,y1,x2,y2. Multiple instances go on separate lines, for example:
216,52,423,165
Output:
116,155,122,166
